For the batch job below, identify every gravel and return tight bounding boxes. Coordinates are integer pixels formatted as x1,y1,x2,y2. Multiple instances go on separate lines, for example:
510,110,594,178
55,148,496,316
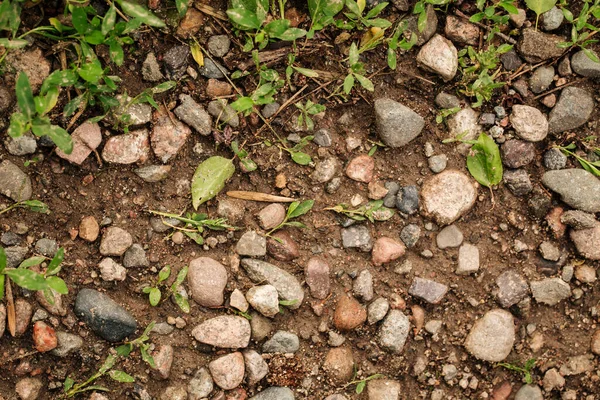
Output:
510,105,548,142
548,87,594,134
374,98,424,148
571,50,600,77
416,34,458,81
436,224,464,249
241,259,304,308
543,148,567,170
341,225,373,252
0,160,32,202
378,309,410,353
188,257,228,307
530,278,571,305
421,170,477,225
464,309,515,362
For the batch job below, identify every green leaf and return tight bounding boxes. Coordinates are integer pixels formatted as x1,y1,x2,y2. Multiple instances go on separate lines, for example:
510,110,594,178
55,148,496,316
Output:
343,74,355,94
117,0,166,28
99,354,118,374
191,156,235,209
149,287,161,306
46,248,64,276
230,96,255,112
174,293,190,313
63,377,74,392
108,39,124,66
8,113,29,138
158,265,171,283
102,4,117,35
36,123,73,155
72,6,90,35
292,66,319,77
5,269,48,291
46,277,68,294
287,200,314,219
227,8,262,30
583,48,600,63
0,275,4,301
18,256,46,269
109,370,135,383
17,200,49,213
184,231,204,245
0,246,6,273
524,0,557,16
140,346,156,368
276,28,307,41
356,380,366,394
355,74,374,91
0,38,28,48
78,59,104,84
174,266,188,287
291,151,312,165
116,344,133,357
151,81,177,93
175,0,190,16
308,0,343,30
264,19,290,36
16,73,35,121
348,42,359,66
466,133,503,187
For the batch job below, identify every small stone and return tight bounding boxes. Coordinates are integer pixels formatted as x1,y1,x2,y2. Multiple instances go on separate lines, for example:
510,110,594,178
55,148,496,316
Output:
435,92,460,109
543,148,567,170
305,257,330,299
236,231,266,257
574,265,596,283
501,140,535,168
35,238,57,257
174,94,212,135
530,278,571,305
267,231,300,261
510,105,548,142
464,309,515,362
368,181,388,200
542,6,563,30
539,241,560,261
561,210,596,230
409,277,448,304
345,154,374,183
77,216,99,242
123,244,148,268
50,332,83,357
353,270,374,302
501,50,523,71
367,380,401,400
322,347,354,384
479,113,496,125
0,160,32,202
206,79,233,97
518,28,565,63
311,157,339,184
99,258,127,282
416,34,458,81
5,132,37,156
372,237,405,266
6,246,27,269
229,289,249,313
246,285,279,318
425,320,443,335
188,368,214,400
542,169,600,212
447,108,481,143
176,7,203,38
163,46,190,79
428,154,448,173
421,170,478,225
32,321,57,352
400,224,421,248
160,386,186,400
241,259,304,308
314,129,332,147
134,165,171,183
199,58,229,79
515,385,543,400
1,232,20,246
367,297,390,325
209,352,245,390
15,378,43,400
257,204,286,231
341,225,372,252
99,227,132,256
188,257,228,307
208,99,239,127
142,53,163,81
548,87,594,134
333,295,367,331
436,224,463,249
374,98,424,148
249,387,294,400
571,50,600,77
444,15,479,45
328,331,346,347
542,94,556,108
261,102,280,119
250,312,273,342
504,169,533,196
529,66,555,94
378,310,410,353
152,345,174,380
560,354,594,376
262,331,299,353
192,316,251,348
208,35,231,57
457,243,480,275
102,129,150,164
151,112,191,163
244,349,269,386
395,185,419,215
496,270,529,308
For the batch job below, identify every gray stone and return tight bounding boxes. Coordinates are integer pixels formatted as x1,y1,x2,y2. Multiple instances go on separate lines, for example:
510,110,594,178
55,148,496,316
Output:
250,387,295,400
198,58,228,79
539,241,560,261
5,246,27,268
502,140,535,168
436,224,463,249
353,270,373,302
191,316,251,348
311,157,339,183
530,278,571,305
123,244,148,268
409,277,448,304
479,113,495,125
1,232,20,246
246,285,279,318
314,129,332,147
542,6,563,31
435,92,460,109
396,185,419,215
400,224,421,248
50,332,83,357
416,34,458,81
244,349,269,385
35,238,57,257
548,87,594,134
152,322,174,335
100,227,132,257
515,384,543,400
207,35,231,57
543,148,567,170
518,28,565,63
571,50,600,77
367,297,390,325
496,270,529,308
542,169,600,212
188,257,228,307
447,108,480,142
174,94,212,136
570,222,600,260
262,331,299,353
150,217,180,233
241,259,304,308
456,243,479,275
428,154,447,173
99,258,126,282
559,56,572,76
561,210,597,230
74,289,137,342
142,53,163,82
504,169,533,196
4,132,36,156
510,105,548,142
405,4,437,45
163,45,189,79
501,50,523,71
421,170,478,225
378,309,410,354
374,98,424,148
559,354,594,376
134,165,171,182
188,368,213,400
341,225,373,252
530,65,555,94
112,95,152,126
207,99,239,127
0,160,32,202
261,102,280,118
236,231,267,257
464,309,515,362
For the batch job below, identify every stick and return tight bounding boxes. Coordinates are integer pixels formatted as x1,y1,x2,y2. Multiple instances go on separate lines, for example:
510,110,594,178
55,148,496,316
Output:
6,278,16,337
227,191,296,202
533,79,583,100
195,3,228,21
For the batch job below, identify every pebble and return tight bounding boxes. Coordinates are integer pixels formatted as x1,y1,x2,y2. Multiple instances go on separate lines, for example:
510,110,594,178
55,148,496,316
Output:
174,94,212,135
444,15,479,45
163,46,189,79
542,6,563,30
34,238,57,257
496,270,529,308
246,285,279,318
78,216,99,242
542,169,600,212
518,28,565,63
345,154,374,183
456,243,480,275
436,225,463,249
464,309,515,362
409,277,448,304
0,160,32,202
371,237,405,266
249,387,295,400
571,50,600,77
208,35,231,57
314,129,332,147
378,309,410,353
99,227,132,256
367,379,401,400
421,170,477,225
515,385,543,400
135,165,171,182
510,105,548,142
328,331,346,347
504,169,533,196
230,289,249,312
74,289,137,342
395,185,419,215
541,93,556,108
368,297,390,325
188,257,228,307
548,87,594,134
263,331,299,353
243,349,269,386
435,92,460,109
152,345,174,380
447,108,480,142
15,378,43,400
32,321,57,352
99,258,127,282
267,231,300,261
353,270,374,302
206,78,233,97
208,99,239,127
57,122,102,165
15,299,33,337
543,148,567,170
539,241,560,261
1,232,20,246
123,244,148,268
561,210,597,230
6,246,27,268
151,112,191,163
542,368,564,392
192,316,251,348
305,257,330,299
257,204,286,230
416,34,458,81
400,224,421,248
241,259,304,308
428,154,447,173
199,58,229,79
341,225,373,252
501,50,523,71
530,278,571,305
374,98,424,147
160,386,186,400
311,157,339,183
4,132,37,156
333,295,367,331
47,332,82,358
236,231,267,257
529,65,555,94
501,140,535,168
209,352,245,390
102,129,150,164
571,223,600,260
188,368,214,399
560,354,594,376
323,347,354,383
425,320,443,335
142,52,163,81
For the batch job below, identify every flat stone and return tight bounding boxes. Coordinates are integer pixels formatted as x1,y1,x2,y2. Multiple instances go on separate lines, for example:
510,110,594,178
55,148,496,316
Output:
246,285,279,318
142,53,164,81
236,231,266,257
444,15,479,45
134,165,171,182
367,379,401,400
56,122,102,164
374,98,424,148
188,368,214,399
560,354,594,376
50,332,83,357
74,289,137,342
240,259,304,308
464,309,515,362
209,352,245,390
79,216,99,242
101,129,150,164
35,238,57,257
416,34,458,81
571,50,600,77
346,154,374,183
151,112,191,163
333,295,367,331
447,108,480,142
530,65,555,94
199,58,228,79
510,105,548,142
188,257,228,307
4,132,36,156
561,210,597,229
542,169,600,212
571,223,600,260
322,347,354,384
305,257,330,299
456,243,480,275
341,225,373,252
515,385,543,400
421,170,477,225
368,297,390,325
99,227,132,256
501,140,535,168
208,35,231,57
548,87,594,134
174,94,212,136
262,331,299,353
504,169,533,196
372,237,405,266
244,349,269,385
257,204,286,230
191,316,251,348
230,289,249,312
353,270,374,302
409,277,448,304
250,387,295,400
530,278,571,305
436,224,463,249
518,28,565,63
544,148,567,170
122,244,148,268
151,345,174,380
378,309,410,354
496,270,529,308
15,378,43,400
0,160,32,202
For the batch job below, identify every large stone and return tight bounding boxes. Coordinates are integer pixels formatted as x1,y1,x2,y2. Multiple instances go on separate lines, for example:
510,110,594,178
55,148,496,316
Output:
464,309,515,362
101,129,150,164
74,289,137,342
374,98,424,148
56,122,102,164
378,309,410,354
188,257,228,307
174,94,212,135
367,379,401,400
191,316,251,348
240,259,304,308
209,352,245,390
416,34,458,81
570,222,600,260
246,285,279,318
0,160,32,202
518,28,565,63
421,170,478,225
444,15,479,45
250,387,295,400
530,278,571,305
236,231,267,257
548,87,595,134
542,169,600,212
510,105,548,142
571,50,600,77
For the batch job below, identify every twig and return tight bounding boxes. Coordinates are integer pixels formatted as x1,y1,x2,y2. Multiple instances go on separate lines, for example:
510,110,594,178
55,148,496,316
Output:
533,78,584,100
227,191,296,202
6,278,15,337
195,3,228,21
455,10,517,45
508,60,549,81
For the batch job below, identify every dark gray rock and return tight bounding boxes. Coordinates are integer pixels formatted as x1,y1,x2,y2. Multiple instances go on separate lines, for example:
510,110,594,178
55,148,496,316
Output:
543,148,567,170
383,182,400,207
262,331,299,353
571,50,600,77
400,224,421,248
542,169,600,212
123,244,149,268
163,46,189,79
207,35,231,58
174,94,212,136
374,98,424,148
198,58,228,79
500,50,523,71
396,185,419,215
314,129,332,147
1,232,20,246
74,289,137,342
530,65,555,94
548,87,594,134
35,238,57,257
504,169,533,196
5,246,27,268
501,140,535,168
561,210,597,230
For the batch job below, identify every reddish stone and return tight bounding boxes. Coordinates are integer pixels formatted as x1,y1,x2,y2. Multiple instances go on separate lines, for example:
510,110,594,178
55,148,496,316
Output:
546,207,566,238
151,112,191,163
345,155,374,183
267,231,300,261
372,237,406,266
225,388,247,400
33,321,57,352
176,8,204,38
207,79,233,97
305,257,330,299
333,295,367,331
56,122,102,165
491,381,512,400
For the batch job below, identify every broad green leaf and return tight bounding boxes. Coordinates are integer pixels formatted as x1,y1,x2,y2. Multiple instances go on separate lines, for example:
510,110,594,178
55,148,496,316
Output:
466,133,503,187
230,96,255,112
151,81,176,94
78,59,104,84
348,42,359,66
99,354,118,374
46,277,68,294
226,8,262,30
34,123,73,155
84,30,105,44
149,287,161,306
46,248,64,276
174,293,190,313
116,344,133,357
355,74,374,91
356,381,366,394
0,246,6,272
264,19,290,37
63,94,86,117
102,4,117,35
109,370,135,383
524,0,557,16
0,38,28,48
158,265,171,282
291,151,312,165
18,200,49,213
8,113,29,138
63,377,74,392
184,231,204,245
343,74,355,94
190,42,204,67
16,73,35,121
174,266,188,286
365,2,388,18
176,0,190,16
308,0,343,30
292,66,319,77
276,28,307,41
287,200,314,219
72,7,90,35
118,0,166,28
108,39,124,66
18,256,46,269
0,275,4,301
191,156,235,209
5,269,48,291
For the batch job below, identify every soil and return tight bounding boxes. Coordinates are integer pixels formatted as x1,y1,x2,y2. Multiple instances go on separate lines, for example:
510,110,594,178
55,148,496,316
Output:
1,0,600,399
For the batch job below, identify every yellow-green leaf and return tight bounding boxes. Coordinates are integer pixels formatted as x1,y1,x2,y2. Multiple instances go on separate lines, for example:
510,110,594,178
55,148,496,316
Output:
190,42,204,67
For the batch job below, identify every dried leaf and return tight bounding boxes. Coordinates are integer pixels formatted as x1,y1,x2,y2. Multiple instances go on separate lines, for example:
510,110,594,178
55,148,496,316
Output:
190,42,204,67
226,191,296,202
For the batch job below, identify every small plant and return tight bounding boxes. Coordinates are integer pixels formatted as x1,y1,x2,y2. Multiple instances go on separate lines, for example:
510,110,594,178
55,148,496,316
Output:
387,21,418,69
557,143,600,176
111,81,177,130
266,200,314,236
470,0,518,27
497,358,536,384
231,140,258,172
342,42,375,95
190,156,236,209
413,0,454,32
324,200,395,222
0,0,28,51
115,321,156,367
149,210,237,245
345,373,385,394
444,132,503,188
278,299,299,314
295,100,326,131
337,0,391,31
277,135,314,165
143,266,189,312
436,107,461,124
0,199,48,216
307,0,344,38
286,53,320,88
557,0,600,62
525,0,558,30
